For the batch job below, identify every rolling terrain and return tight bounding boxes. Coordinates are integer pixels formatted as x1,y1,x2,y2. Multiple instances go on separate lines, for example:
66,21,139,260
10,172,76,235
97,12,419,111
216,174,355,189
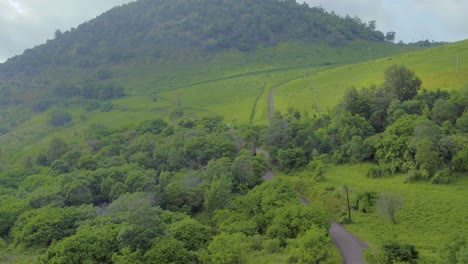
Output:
0,0,467,263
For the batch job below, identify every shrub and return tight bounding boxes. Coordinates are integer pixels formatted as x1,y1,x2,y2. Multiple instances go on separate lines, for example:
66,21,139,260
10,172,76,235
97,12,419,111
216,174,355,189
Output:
367,166,385,178
382,242,418,264
50,111,72,126
431,169,455,184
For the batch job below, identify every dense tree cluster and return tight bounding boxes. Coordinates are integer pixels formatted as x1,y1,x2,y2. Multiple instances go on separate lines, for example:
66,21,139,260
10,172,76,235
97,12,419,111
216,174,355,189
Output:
0,113,337,263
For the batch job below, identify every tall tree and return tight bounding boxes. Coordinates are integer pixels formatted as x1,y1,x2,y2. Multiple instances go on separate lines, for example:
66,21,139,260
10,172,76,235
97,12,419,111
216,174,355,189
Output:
383,65,422,101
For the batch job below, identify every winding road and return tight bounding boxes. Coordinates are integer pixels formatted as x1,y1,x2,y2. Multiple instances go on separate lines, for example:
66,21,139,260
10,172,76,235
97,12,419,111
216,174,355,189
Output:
263,86,367,264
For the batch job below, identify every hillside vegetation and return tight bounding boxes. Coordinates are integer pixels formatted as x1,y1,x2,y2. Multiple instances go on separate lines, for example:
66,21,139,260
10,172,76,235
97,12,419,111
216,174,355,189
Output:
0,0,467,263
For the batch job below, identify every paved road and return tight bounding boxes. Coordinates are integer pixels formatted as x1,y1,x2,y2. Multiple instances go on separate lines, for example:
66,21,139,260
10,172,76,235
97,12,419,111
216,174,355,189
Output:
299,197,367,264
330,222,367,264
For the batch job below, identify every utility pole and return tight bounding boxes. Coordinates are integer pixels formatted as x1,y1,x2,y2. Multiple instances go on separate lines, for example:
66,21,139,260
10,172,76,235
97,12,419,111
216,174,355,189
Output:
344,185,352,222
456,53,460,76
368,47,371,61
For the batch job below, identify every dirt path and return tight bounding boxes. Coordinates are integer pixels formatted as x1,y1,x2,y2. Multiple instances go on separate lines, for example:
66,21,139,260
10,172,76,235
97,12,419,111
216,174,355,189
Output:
268,87,279,120
264,90,367,263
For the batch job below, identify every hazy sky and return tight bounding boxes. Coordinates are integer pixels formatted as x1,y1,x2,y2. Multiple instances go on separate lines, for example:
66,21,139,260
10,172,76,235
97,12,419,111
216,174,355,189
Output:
0,0,467,63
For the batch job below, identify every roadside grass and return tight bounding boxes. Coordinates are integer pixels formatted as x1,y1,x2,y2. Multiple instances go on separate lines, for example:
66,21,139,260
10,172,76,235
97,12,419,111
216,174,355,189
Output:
281,163,468,263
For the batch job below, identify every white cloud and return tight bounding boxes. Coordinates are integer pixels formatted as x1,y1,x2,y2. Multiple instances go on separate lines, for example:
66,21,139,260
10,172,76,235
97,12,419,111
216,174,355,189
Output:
0,0,135,62
7,0,25,14
303,0,468,43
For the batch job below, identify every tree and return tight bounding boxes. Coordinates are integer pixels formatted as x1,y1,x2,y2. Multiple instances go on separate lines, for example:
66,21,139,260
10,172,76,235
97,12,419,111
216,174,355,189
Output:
54,29,62,39
432,99,458,124
41,223,120,264
287,226,332,263
415,138,439,178
169,218,212,251
378,192,403,224
144,237,191,264
276,147,307,172
203,232,251,264
47,137,70,162
11,205,94,247
385,31,396,42
50,111,72,126
383,65,422,101
0,196,31,237
456,110,468,133
204,175,232,212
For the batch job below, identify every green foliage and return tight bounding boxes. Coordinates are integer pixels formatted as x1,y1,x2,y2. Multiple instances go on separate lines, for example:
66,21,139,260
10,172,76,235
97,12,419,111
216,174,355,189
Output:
41,223,120,264
383,65,422,101
231,150,268,192
0,196,31,238
169,218,212,251
452,147,468,172
104,192,165,251
144,236,191,264
287,226,332,263
204,175,232,212
203,232,251,264
276,147,308,172
11,205,94,247
432,99,458,124
137,119,168,134
266,203,329,245
50,111,72,127
306,159,328,181
47,137,70,162
354,191,378,213
438,235,467,264
381,242,419,264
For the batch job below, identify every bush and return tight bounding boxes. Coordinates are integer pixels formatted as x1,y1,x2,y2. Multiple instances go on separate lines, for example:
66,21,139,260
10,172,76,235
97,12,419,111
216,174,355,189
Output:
431,168,455,184
354,191,377,213
367,166,385,178
306,160,327,181
50,111,72,126
382,242,418,264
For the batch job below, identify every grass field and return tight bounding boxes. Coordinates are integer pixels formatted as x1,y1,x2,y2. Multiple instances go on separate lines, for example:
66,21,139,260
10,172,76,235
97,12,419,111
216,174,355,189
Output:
282,163,468,263
274,40,468,113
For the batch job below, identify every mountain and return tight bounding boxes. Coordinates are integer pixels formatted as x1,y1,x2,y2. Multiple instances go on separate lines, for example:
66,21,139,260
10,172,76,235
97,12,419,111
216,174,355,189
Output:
0,0,385,77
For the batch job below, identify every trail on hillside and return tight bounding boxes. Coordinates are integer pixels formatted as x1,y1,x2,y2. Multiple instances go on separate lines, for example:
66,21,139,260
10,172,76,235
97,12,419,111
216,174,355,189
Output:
268,86,279,121
266,88,367,264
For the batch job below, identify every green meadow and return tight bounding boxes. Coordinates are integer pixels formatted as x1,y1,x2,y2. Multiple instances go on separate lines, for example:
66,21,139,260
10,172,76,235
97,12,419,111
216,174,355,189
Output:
274,40,468,113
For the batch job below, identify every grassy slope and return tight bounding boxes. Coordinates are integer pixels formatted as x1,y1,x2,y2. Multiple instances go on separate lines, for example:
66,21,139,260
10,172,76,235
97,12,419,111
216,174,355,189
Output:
282,164,468,263
0,40,414,162
275,39,468,113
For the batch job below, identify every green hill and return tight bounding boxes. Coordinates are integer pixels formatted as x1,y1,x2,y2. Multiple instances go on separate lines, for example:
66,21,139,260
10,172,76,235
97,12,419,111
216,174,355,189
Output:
0,0,467,263
274,39,468,113
0,0,417,158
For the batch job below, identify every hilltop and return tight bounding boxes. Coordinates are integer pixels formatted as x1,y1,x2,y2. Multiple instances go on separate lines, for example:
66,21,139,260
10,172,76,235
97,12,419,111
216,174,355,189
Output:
0,0,396,101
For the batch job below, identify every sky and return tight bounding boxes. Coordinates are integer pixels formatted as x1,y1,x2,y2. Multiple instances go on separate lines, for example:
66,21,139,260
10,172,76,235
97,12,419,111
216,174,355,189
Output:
0,0,467,63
